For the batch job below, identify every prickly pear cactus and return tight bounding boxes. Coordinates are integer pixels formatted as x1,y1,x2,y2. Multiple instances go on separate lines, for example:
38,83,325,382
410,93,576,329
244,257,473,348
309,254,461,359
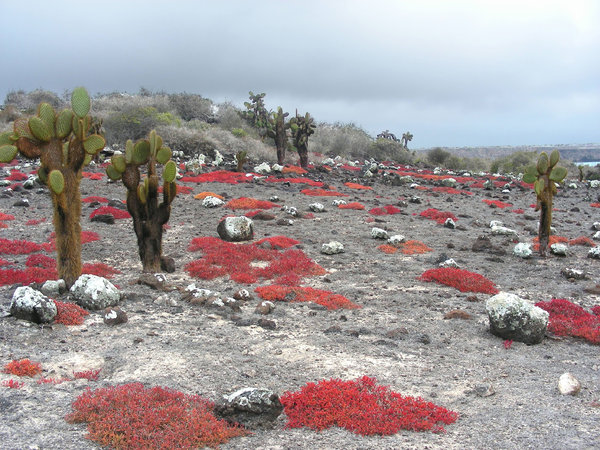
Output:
523,150,568,256
242,91,271,139
235,150,248,172
105,130,177,272
290,111,316,169
0,87,105,287
267,107,290,165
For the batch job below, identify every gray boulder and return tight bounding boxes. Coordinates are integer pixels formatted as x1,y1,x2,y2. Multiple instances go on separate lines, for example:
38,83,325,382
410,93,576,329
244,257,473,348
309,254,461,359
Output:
217,216,254,242
486,292,549,344
70,274,120,310
513,243,533,259
10,286,57,324
215,387,283,429
321,241,345,255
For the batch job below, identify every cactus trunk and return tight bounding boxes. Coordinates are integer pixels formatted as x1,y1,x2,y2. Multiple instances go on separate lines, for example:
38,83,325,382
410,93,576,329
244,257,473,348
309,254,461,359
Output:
51,169,82,287
297,143,308,169
274,116,287,165
538,198,552,257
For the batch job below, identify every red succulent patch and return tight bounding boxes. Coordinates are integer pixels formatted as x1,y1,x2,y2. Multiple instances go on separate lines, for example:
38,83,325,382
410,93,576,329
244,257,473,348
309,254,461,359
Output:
419,268,499,294
281,376,458,435
26,218,47,226
158,183,194,195
0,212,15,221
181,170,254,184
81,172,104,180
338,202,365,210
225,197,279,210
568,236,596,247
344,182,372,190
535,299,600,345
6,170,28,181
2,379,25,389
482,199,512,208
25,254,56,269
282,165,308,174
54,301,89,326
82,196,109,203
369,205,402,216
89,206,131,220
255,285,360,310
0,267,57,286
377,244,398,254
590,203,600,208
3,359,42,377
194,191,224,200
82,262,121,279
73,369,101,381
65,383,248,449
264,176,324,187
532,235,568,251
399,240,433,255
186,236,325,284
419,208,458,224
0,238,44,255
300,188,348,197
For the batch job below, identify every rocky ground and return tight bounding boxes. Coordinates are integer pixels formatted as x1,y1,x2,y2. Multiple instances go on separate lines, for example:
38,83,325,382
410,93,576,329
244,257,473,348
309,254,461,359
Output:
0,158,599,449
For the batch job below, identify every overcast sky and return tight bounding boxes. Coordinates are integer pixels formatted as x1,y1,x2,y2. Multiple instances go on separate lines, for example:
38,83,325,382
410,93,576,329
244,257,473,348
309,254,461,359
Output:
1,0,599,148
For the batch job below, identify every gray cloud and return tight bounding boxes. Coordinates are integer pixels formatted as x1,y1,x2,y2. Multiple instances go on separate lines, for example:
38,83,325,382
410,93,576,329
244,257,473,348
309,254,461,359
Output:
1,0,598,147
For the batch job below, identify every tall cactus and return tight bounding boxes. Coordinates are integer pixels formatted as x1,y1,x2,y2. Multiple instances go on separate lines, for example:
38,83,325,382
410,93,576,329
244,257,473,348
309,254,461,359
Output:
241,91,271,140
0,88,105,287
522,150,568,257
105,130,177,272
290,111,316,169
267,107,290,165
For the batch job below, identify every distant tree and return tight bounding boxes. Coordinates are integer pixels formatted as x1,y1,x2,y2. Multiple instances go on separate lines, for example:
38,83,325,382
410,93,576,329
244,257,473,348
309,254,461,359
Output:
427,147,451,166
401,132,413,149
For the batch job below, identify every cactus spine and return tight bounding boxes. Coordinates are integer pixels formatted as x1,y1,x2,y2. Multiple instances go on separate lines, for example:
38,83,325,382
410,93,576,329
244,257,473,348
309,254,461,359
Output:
0,87,105,287
267,107,290,165
105,130,177,272
522,150,568,257
290,111,316,169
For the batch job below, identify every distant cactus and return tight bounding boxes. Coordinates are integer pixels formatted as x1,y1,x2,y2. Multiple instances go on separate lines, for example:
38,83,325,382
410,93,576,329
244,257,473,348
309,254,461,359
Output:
401,131,413,149
241,91,270,140
522,150,568,256
290,111,316,169
267,107,290,165
105,130,177,272
235,150,247,172
0,87,105,287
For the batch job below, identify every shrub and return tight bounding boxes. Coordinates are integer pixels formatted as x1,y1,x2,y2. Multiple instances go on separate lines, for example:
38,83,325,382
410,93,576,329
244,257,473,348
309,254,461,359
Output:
155,124,216,158
419,267,499,294
3,359,42,377
4,89,65,112
65,383,248,449
73,369,101,381
490,151,537,175
309,122,372,159
255,285,360,310
369,139,414,164
167,93,213,121
281,376,458,435
427,147,451,166
231,128,248,138
103,105,180,146
535,299,600,345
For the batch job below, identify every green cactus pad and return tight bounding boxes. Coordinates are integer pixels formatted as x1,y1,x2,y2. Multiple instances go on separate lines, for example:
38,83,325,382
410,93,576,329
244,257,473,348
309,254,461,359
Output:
163,160,177,183
37,166,48,183
549,149,560,167
137,184,147,204
71,87,91,118
125,140,134,164
83,153,93,167
106,164,122,181
83,134,106,155
38,103,56,134
0,132,14,146
133,141,151,165
13,118,34,140
156,146,172,165
28,117,53,142
148,130,162,152
537,153,549,174
55,110,74,139
111,154,126,173
522,173,536,184
534,178,545,196
48,169,65,195
0,145,18,163
549,166,567,182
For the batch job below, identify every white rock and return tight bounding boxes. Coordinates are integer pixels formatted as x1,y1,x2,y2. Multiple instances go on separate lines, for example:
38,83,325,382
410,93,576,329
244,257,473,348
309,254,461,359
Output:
282,205,298,217
551,243,569,256
271,164,284,172
568,183,578,189
213,150,224,166
322,158,336,166
440,178,457,187
558,373,581,395
70,274,120,310
486,292,549,344
592,222,600,231
217,216,254,242
589,180,600,188
387,235,406,246
588,247,600,259
371,227,388,239
321,241,345,255
254,162,271,174
491,225,518,237
444,218,456,229
490,220,504,228
10,286,57,323
513,243,533,258
332,200,347,206
202,196,224,208
41,279,66,296
439,258,459,268
593,231,600,241
309,203,325,213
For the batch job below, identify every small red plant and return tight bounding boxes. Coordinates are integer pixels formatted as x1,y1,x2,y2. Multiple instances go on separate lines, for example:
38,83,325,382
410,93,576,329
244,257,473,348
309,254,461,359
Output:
419,268,499,294
264,176,323,187
535,299,600,345
0,212,15,221
37,377,70,385
338,202,365,210
282,165,308,174
54,301,89,326
300,188,348,197
82,196,109,203
369,205,402,216
482,199,512,208
82,172,104,180
3,359,42,377
568,236,596,247
181,170,254,184
399,240,433,255
503,339,513,349
65,383,248,448
2,379,24,389
590,203,600,208
26,218,47,226
6,170,28,181
512,209,525,214
0,267,57,286
377,244,398,254
73,369,101,381
194,191,224,200
82,262,120,279
532,235,568,251
255,285,361,310
89,206,131,220
225,197,279,210
344,182,372,190
281,376,458,435
0,238,44,255
419,208,458,224
26,254,56,269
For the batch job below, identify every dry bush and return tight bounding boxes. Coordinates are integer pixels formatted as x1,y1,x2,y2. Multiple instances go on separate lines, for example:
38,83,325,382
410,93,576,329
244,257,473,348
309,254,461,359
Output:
4,89,65,112
168,93,214,121
93,92,172,115
369,139,414,164
156,125,217,158
103,105,181,146
214,101,246,131
310,122,372,159
490,151,537,175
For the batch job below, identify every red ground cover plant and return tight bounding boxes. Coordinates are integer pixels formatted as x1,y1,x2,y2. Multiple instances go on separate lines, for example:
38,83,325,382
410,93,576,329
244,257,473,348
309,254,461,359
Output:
0,238,44,255
43,231,100,252
419,268,499,294
255,285,360,310
65,383,248,449
590,203,600,208
535,299,600,345
482,199,512,208
186,237,325,284
37,376,71,385
89,206,131,220
255,236,300,249
26,218,47,226
225,197,279,210
338,202,365,210
591,305,600,316
194,191,224,200
532,235,568,251
281,376,458,435
0,212,15,221
369,205,402,216
432,186,472,195
568,236,596,247
300,188,348,197
54,301,90,326
158,183,194,195
3,359,42,377
419,208,458,224
2,379,24,389
0,258,12,266
6,170,28,181
0,267,57,286
181,170,254,184
344,182,372,190
340,164,361,171
81,172,104,180
282,165,308,174
377,244,398,254
82,196,108,203
399,240,433,255
73,369,101,381
82,262,121,278
512,209,525,214
26,254,56,269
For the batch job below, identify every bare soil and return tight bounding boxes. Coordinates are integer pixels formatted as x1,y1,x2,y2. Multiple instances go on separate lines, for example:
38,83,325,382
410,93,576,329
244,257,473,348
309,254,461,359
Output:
1,161,599,449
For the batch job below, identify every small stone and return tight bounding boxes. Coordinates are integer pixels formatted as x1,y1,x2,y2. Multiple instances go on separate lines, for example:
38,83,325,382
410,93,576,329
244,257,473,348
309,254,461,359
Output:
324,325,342,334
233,289,251,301
252,211,276,220
276,218,294,226
371,227,388,239
257,318,277,330
588,247,600,259
202,196,224,208
10,286,57,324
513,243,533,258
137,273,167,290
217,216,254,242
439,258,459,268
561,267,587,280
473,384,496,397
103,307,128,326
551,243,568,256
491,225,518,237
13,198,30,207
215,387,283,429
70,274,120,310
444,218,456,229
41,279,67,297
387,234,406,246
309,202,325,212
255,300,274,315
91,214,115,224
558,373,581,395
321,241,344,255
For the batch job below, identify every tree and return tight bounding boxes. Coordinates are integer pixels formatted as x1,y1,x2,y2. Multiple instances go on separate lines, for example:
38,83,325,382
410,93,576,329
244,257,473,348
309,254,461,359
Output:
401,132,413,149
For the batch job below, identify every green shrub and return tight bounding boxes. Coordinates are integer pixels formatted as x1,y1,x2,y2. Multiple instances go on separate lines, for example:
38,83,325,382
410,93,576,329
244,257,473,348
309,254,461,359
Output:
427,147,451,166
231,128,248,138
157,125,217,158
104,106,181,145
490,151,537,174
